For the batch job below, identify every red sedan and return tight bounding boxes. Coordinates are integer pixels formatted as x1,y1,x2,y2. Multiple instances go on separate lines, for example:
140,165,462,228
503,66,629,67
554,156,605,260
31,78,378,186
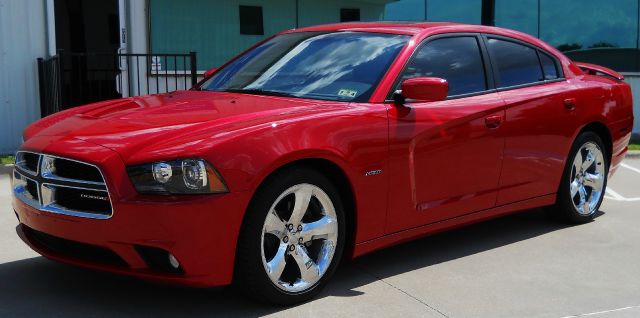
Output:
12,22,634,304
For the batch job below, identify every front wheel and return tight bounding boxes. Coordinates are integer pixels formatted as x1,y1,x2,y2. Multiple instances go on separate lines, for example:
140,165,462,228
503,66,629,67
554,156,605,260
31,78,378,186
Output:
550,131,608,223
235,167,345,305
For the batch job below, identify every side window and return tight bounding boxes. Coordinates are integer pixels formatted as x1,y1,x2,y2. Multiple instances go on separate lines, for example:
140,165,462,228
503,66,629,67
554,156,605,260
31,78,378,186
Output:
486,38,543,88
539,52,559,80
400,36,487,97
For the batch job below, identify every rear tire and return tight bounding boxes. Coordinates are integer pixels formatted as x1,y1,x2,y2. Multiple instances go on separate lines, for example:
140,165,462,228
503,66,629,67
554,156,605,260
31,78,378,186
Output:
548,131,608,223
235,166,345,305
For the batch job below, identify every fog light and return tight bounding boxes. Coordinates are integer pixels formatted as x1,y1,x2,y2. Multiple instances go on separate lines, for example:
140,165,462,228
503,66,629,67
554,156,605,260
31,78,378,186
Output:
168,253,180,269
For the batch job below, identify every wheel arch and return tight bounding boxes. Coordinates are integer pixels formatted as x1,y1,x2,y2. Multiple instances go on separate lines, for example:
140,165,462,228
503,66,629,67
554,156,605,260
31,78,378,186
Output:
578,121,613,165
234,156,358,280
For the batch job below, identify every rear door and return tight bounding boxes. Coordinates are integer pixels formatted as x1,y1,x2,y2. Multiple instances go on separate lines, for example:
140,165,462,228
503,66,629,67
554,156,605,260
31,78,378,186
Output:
386,34,507,233
483,36,581,205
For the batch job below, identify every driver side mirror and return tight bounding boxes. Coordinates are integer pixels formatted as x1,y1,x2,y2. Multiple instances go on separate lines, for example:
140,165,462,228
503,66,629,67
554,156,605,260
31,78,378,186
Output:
397,77,448,103
204,67,218,78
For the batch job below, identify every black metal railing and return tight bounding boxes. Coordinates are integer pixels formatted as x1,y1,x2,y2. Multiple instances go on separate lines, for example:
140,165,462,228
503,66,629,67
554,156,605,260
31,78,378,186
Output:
37,55,63,117
37,51,198,117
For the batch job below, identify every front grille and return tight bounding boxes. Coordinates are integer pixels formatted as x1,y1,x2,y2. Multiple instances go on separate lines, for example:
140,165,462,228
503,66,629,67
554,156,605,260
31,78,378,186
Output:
23,225,127,267
49,157,104,183
54,186,111,216
15,151,40,175
25,179,39,199
12,152,113,219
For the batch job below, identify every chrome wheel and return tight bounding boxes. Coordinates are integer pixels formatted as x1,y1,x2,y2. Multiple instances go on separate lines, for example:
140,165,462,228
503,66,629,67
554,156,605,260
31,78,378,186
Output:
570,141,605,216
260,183,338,293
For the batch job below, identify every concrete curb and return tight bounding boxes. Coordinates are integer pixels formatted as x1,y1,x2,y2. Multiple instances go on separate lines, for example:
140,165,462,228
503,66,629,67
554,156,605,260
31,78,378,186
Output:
626,151,640,159
0,164,14,175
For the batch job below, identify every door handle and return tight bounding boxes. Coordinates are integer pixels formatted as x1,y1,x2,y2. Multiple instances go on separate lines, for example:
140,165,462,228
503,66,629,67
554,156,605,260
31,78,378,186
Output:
485,115,503,129
564,98,577,111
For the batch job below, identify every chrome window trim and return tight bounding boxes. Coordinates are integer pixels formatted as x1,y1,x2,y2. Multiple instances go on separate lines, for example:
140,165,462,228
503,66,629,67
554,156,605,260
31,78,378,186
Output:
12,151,113,220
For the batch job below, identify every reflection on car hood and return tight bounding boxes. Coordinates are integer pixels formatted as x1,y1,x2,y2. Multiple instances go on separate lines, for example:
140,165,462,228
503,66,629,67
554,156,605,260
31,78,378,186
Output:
26,90,338,160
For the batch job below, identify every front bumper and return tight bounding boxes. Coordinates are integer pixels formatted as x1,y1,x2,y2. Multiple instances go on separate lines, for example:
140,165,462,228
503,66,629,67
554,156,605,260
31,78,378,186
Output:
12,136,252,287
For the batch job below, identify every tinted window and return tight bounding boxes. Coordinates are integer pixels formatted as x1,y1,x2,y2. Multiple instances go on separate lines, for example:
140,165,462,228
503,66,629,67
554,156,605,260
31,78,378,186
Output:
487,38,543,88
539,52,559,80
400,37,487,97
202,32,408,102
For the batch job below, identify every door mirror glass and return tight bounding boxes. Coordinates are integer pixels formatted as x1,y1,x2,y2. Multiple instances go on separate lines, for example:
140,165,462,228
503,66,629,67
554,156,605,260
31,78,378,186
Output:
400,77,448,102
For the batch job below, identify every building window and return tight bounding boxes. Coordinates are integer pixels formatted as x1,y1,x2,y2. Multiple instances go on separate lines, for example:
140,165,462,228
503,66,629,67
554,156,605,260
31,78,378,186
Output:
239,5,264,35
383,0,481,24
340,8,360,22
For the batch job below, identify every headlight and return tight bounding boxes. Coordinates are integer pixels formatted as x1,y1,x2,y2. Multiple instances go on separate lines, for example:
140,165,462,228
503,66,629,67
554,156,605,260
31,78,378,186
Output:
127,159,228,195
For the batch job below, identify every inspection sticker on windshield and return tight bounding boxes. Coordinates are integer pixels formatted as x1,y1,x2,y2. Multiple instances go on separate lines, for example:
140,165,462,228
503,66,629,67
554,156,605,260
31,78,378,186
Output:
337,89,357,98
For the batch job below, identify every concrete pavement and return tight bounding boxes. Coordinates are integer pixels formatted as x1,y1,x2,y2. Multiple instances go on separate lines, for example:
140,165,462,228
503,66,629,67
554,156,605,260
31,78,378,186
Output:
1,159,639,317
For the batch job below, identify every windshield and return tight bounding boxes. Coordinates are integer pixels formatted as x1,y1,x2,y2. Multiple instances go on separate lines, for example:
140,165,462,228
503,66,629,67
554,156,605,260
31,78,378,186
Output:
200,31,409,102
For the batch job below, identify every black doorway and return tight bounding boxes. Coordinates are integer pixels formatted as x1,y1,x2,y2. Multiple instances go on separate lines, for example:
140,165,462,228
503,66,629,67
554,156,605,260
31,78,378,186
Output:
54,0,122,108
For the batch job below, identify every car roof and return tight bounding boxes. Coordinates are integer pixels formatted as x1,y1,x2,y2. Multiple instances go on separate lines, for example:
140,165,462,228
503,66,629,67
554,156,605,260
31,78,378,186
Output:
287,21,566,60
290,21,460,35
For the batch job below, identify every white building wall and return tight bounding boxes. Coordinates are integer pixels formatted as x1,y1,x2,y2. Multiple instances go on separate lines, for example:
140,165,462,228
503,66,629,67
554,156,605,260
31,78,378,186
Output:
0,0,48,154
623,75,640,135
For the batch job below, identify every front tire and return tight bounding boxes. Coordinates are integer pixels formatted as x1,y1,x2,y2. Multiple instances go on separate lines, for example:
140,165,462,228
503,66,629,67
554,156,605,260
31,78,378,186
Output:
550,131,608,223
235,167,345,305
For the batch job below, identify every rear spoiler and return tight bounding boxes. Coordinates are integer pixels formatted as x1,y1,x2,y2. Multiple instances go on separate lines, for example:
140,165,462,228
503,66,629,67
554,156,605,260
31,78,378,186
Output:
575,62,624,81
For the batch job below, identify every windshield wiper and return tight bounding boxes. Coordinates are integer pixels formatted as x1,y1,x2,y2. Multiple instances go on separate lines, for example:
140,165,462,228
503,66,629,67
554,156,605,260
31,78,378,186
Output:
221,88,298,98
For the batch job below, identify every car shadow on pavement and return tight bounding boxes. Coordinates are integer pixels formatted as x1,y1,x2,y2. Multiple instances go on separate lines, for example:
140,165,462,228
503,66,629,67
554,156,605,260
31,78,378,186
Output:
0,208,603,317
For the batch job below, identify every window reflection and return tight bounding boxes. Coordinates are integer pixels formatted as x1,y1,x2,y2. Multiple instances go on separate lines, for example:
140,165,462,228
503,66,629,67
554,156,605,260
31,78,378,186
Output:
400,37,487,96
202,32,409,102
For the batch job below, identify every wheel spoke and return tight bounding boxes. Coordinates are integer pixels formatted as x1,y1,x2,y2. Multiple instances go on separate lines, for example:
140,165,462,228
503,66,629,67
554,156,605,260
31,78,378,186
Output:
583,172,602,190
578,185,587,205
292,245,320,283
573,150,583,174
264,210,286,239
266,243,288,281
570,179,580,199
581,148,595,171
300,216,335,243
577,185,591,214
582,197,591,214
288,186,312,226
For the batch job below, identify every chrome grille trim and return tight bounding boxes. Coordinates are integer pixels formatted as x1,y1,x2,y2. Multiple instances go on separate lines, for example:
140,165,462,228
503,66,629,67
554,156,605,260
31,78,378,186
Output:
12,151,113,220
40,154,106,186
15,151,40,176
13,170,41,208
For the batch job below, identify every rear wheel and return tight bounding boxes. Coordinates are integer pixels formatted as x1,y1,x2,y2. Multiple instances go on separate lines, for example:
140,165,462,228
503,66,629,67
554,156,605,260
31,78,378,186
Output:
550,132,608,223
235,167,345,305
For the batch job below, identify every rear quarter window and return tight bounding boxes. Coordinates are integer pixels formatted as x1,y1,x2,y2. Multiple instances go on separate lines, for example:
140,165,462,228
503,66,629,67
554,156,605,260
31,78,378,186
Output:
539,52,559,80
487,38,543,88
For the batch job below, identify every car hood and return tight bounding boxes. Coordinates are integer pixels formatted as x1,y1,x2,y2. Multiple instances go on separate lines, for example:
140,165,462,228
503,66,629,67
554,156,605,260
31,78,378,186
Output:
25,90,339,161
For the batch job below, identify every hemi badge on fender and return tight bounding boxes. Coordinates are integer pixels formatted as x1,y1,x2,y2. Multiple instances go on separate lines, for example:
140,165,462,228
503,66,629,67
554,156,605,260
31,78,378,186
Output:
364,169,382,177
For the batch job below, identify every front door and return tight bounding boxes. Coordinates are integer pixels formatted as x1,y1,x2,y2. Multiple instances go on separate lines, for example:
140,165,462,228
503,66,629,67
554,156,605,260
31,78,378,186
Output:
386,35,506,233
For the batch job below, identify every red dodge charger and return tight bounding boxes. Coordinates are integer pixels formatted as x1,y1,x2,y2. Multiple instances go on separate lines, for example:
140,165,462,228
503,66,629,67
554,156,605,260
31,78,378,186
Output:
11,22,634,304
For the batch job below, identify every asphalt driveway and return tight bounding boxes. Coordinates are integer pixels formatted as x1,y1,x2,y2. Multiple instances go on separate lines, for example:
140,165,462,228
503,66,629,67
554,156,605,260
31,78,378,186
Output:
1,159,639,317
